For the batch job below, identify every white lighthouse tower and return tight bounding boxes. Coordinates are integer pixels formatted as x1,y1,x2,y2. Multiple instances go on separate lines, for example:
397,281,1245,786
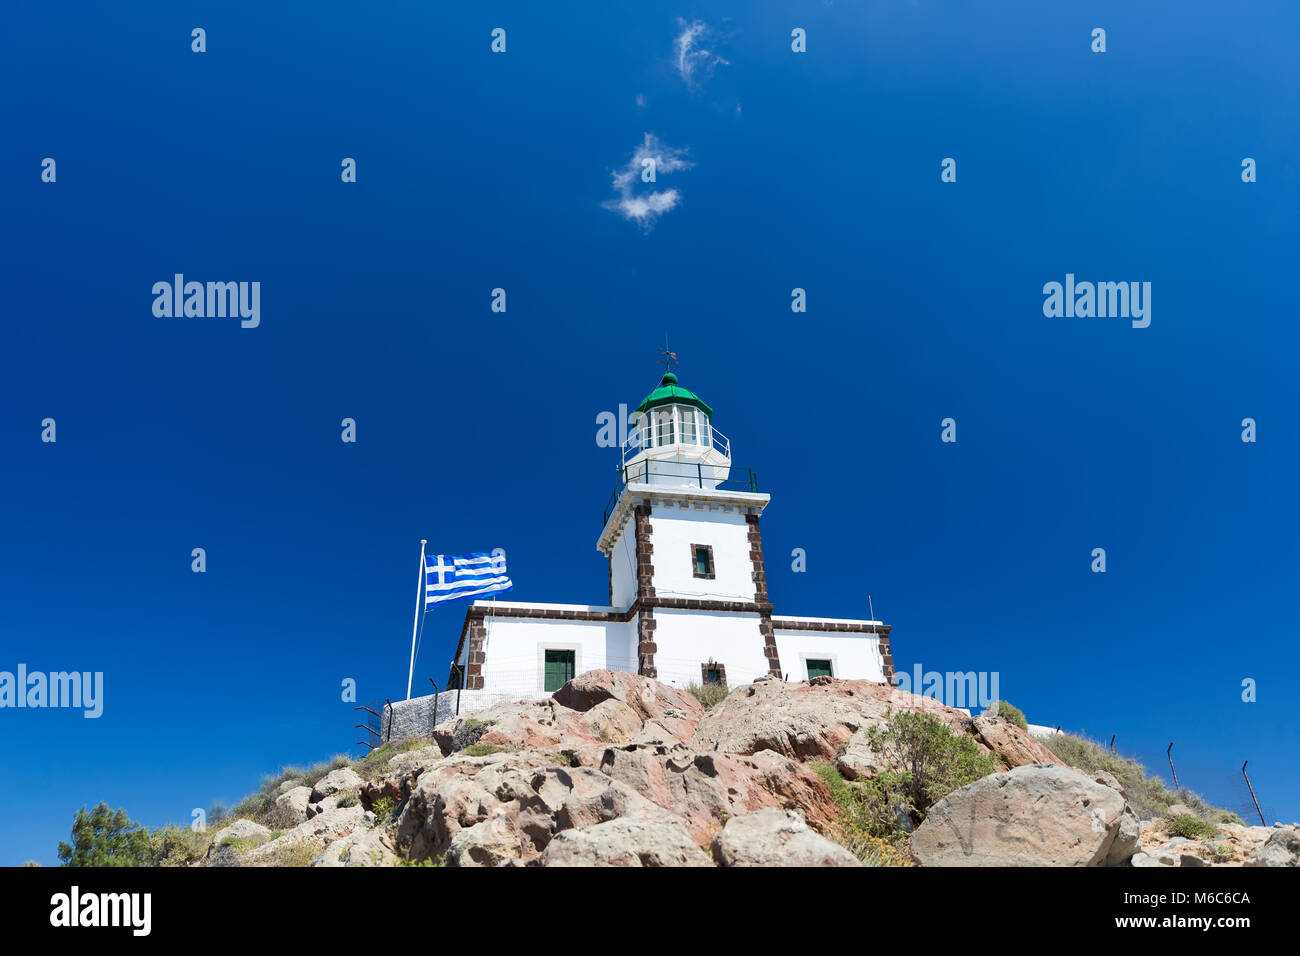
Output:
434,363,894,722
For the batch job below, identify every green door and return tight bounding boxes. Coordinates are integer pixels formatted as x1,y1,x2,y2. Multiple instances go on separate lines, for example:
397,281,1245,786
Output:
544,649,576,691
806,659,833,679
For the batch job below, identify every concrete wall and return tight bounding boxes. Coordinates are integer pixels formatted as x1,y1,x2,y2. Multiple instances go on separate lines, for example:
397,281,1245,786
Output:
478,609,637,696
649,504,755,602
651,606,770,688
610,523,638,607
771,626,886,683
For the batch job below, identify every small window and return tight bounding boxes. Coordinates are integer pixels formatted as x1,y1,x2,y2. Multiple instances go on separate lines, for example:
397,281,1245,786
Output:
806,659,833,679
655,408,675,446
544,649,576,692
701,662,727,687
680,407,698,445
692,544,714,579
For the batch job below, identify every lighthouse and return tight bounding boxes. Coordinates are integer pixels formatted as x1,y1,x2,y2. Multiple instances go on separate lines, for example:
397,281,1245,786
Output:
437,367,895,718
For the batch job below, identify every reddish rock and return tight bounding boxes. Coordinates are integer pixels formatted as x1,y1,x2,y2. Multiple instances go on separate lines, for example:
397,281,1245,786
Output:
597,744,840,844
970,715,1066,770
691,676,972,764
553,669,705,742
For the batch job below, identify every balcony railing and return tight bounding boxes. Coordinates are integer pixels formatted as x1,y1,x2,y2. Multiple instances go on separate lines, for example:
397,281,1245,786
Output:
621,423,730,468
603,461,759,527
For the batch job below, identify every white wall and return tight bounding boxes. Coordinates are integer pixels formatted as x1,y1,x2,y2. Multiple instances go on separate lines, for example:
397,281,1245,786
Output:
479,613,637,695
610,522,638,608
772,628,886,683
650,607,770,688
649,504,755,602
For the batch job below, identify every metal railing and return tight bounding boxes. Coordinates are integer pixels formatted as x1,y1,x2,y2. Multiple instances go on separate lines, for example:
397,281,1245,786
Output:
621,422,730,467
603,461,759,526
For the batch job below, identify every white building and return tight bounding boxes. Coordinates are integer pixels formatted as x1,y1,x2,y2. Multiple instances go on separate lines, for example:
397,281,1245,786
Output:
444,371,895,700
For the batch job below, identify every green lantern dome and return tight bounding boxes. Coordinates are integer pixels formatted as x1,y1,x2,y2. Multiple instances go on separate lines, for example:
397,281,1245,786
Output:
634,372,714,418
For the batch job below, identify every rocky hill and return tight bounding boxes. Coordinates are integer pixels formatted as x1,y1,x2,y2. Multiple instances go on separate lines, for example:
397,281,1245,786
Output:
199,671,1298,867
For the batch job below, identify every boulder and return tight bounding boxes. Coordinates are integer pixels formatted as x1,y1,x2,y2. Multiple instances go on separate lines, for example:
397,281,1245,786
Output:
911,764,1136,866
276,778,306,796
692,677,1058,774
1092,771,1128,803
396,750,681,865
310,767,364,802
692,678,947,763
275,786,312,823
1106,805,1142,866
431,699,610,763
597,744,839,844
970,715,1067,770
212,818,272,847
713,808,860,867
1245,827,1300,867
244,805,368,863
539,819,713,867
314,828,399,867
553,669,705,743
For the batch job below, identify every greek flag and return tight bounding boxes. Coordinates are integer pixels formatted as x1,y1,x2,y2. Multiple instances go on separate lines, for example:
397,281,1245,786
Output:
424,551,513,607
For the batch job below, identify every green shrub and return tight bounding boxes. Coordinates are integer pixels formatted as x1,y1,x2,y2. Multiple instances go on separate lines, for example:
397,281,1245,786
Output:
1164,814,1219,840
462,743,508,757
150,826,208,867
864,710,998,827
808,710,997,861
352,736,436,780
371,797,397,822
220,837,260,850
263,841,316,867
685,680,729,710
987,700,1027,730
255,804,301,831
810,762,910,865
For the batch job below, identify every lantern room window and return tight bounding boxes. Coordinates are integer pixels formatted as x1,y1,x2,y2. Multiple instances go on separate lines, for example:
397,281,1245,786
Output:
680,406,698,444
654,408,675,446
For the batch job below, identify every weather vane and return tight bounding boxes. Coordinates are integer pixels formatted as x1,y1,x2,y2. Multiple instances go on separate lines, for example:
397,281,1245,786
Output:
659,335,678,374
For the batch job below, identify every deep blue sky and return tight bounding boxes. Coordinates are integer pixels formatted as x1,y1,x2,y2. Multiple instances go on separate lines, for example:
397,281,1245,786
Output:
3,1,1297,864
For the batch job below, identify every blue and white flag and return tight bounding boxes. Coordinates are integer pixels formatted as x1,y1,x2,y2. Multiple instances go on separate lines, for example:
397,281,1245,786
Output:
424,551,513,607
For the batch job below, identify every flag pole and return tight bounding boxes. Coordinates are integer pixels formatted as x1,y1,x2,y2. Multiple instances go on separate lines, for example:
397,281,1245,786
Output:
406,539,427,700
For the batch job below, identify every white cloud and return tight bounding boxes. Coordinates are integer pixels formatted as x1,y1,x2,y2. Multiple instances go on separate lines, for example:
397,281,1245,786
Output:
602,133,694,228
674,19,729,88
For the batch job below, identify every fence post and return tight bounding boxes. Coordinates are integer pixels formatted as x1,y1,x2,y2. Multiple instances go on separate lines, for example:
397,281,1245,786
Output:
384,698,393,742
1167,742,1179,790
1242,760,1266,826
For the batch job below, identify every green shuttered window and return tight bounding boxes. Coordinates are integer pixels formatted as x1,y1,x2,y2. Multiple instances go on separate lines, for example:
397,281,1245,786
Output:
806,659,833,679
544,649,576,692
